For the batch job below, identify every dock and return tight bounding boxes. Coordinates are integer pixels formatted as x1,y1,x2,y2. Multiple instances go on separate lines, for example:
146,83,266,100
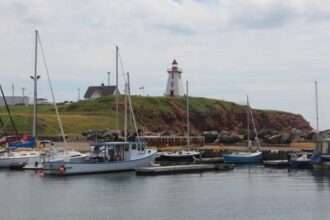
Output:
136,164,234,175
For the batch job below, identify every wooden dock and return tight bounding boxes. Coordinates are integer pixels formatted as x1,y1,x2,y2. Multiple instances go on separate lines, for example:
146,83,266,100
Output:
136,164,234,175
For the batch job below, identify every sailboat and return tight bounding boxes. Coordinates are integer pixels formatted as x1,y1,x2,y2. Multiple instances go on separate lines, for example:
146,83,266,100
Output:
22,30,88,170
42,51,157,175
160,81,200,161
0,31,42,168
310,81,330,169
223,96,262,163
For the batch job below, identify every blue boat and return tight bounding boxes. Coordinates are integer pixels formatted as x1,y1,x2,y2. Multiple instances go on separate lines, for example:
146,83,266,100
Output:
224,96,263,164
289,151,313,169
224,151,262,163
311,138,330,169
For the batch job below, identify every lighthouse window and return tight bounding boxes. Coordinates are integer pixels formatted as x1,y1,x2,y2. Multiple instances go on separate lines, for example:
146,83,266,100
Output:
172,73,174,79
171,82,174,87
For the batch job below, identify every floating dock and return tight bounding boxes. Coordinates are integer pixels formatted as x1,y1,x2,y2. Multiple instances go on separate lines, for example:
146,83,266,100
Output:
136,164,234,175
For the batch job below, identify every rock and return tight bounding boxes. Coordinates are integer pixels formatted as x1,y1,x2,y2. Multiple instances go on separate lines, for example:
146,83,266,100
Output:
280,132,292,144
265,134,282,144
218,131,241,144
202,131,219,143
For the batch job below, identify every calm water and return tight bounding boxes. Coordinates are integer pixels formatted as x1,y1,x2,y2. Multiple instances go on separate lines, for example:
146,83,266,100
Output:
1,165,330,220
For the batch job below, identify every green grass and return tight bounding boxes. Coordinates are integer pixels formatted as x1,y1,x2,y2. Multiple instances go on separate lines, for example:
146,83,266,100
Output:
0,95,308,136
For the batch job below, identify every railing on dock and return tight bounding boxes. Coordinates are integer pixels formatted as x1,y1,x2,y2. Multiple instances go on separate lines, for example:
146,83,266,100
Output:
140,136,205,147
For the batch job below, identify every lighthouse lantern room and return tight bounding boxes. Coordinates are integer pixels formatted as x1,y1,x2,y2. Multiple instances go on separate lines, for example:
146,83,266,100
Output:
165,59,185,96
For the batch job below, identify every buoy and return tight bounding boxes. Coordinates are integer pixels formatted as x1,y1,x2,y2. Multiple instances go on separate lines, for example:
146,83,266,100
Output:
58,166,65,174
37,168,44,176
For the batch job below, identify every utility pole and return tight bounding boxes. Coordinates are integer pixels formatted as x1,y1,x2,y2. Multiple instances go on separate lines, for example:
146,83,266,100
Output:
107,72,110,86
12,83,14,105
78,88,80,101
21,87,26,104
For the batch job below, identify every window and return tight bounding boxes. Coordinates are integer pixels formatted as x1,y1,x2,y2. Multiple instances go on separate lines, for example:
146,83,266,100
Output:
138,144,141,151
172,73,174,79
125,145,129,151
142,145,145,151
171,82,174,87
132,144,136,150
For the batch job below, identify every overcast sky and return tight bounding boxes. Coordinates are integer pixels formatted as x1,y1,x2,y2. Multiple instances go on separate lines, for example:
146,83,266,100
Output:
1,0,330,130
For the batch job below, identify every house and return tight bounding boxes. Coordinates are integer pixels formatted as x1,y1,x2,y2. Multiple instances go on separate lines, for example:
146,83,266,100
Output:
84,84,120,100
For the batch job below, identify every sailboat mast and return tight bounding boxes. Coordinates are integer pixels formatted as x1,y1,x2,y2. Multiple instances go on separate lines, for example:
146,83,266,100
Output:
32,30,38,146
247,95,251,148
186,81,190,150
116,46,119,130
315,81,319,141
124,76,128,142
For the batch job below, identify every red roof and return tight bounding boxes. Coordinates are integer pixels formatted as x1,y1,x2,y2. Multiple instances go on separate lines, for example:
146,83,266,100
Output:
172,59,177,65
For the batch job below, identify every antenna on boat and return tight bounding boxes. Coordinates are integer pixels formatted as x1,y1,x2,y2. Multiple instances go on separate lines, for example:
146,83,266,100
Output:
186,81,190,151
315,81,320,142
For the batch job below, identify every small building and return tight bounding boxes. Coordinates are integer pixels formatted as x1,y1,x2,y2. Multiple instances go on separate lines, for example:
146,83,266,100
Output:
84,84,120,100
37,98,49,105
0,96,29,106
165,59,185,97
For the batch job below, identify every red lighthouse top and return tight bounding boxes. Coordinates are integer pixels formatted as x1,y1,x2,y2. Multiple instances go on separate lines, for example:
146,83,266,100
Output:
167,59,182,73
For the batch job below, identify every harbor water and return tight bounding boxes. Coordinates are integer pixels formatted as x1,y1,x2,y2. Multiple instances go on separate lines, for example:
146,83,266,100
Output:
1,165,330,220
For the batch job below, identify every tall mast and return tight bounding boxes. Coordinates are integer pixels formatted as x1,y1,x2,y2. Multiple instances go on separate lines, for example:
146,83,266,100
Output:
32,30,38,145
315,81,319,142
116,46,119,130
186,81,190,151
247,95,251,148
124,78,127,142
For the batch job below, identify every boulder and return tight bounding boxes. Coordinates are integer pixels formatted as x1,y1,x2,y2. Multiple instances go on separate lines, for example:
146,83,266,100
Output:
265,134,282,144
280,132,292,144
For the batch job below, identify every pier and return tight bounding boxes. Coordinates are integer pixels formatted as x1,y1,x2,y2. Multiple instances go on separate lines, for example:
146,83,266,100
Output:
136,164,234,175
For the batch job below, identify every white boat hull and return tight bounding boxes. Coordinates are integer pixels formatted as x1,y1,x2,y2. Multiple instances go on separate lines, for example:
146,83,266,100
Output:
43,150,157,175
0,151,40,168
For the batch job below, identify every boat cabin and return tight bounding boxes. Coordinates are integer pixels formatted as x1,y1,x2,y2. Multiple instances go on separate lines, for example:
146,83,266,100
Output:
90,141,147,162
314,139,330,155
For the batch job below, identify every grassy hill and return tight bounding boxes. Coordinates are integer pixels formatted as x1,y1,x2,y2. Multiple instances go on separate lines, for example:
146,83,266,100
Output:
0,95,311,137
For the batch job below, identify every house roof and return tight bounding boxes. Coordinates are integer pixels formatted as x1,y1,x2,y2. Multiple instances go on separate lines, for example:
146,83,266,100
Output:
84,85,118,98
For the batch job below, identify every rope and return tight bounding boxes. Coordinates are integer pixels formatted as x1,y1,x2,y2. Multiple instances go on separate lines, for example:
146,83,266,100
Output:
37,33,67,147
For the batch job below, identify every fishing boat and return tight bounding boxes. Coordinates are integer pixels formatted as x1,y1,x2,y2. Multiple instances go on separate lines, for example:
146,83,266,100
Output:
43,142,157,175
159,81,200,162
224,96,262,163
42,53,157,175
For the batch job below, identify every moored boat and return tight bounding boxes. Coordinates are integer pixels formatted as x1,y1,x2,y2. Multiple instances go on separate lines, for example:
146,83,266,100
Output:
160,150,200,162
223,95,263,164
263,160,289,168
289,152,313,169
224,151,262,163
42,142,157,175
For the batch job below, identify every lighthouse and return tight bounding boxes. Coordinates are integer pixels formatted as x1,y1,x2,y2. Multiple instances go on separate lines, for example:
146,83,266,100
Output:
165,59,185,96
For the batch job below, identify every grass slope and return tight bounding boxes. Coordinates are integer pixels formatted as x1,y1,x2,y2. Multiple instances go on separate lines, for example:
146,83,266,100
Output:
0,96,310,136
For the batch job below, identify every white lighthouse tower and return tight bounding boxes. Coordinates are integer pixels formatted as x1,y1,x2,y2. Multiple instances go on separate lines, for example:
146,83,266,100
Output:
165,59,185,96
